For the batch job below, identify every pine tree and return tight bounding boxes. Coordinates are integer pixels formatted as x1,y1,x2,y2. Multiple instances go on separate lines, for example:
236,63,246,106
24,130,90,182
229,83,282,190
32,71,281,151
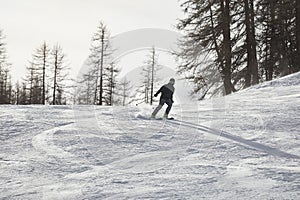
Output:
25,62,37,104
76,70,97,105
243,0,259,86
31,76,42,104
296,0,300,70
19,82,28,105
177,0,298,96
177,0,236,95
119,77,133,106
6,75,12,104
50,44,69,105
88,21,112,105
256,0,298,80
32,42,51,104
23,42,51,104
14,81,20,105
0,29,12,104
138,47,161,104
103,62,119,106
149,47,156,105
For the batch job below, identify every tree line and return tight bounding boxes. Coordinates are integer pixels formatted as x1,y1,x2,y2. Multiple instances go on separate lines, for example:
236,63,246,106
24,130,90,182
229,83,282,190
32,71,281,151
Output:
176,0,300,95
2,0,300,106
75,22,162,106
75,22,121,106
1,21,163,106
0,29,70,105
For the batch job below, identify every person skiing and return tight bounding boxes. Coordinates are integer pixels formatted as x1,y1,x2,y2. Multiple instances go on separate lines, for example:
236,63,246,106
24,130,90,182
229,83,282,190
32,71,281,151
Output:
151,78,175,119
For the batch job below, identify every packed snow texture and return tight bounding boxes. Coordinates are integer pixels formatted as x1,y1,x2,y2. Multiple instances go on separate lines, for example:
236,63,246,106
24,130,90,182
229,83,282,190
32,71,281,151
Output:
1,72,300,199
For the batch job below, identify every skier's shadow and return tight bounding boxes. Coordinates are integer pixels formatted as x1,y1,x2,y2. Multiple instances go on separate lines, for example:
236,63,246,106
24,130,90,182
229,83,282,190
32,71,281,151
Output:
168,119,300,160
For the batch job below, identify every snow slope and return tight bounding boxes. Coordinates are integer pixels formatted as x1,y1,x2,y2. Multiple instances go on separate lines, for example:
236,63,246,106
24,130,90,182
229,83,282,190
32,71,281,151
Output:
0,72,300,199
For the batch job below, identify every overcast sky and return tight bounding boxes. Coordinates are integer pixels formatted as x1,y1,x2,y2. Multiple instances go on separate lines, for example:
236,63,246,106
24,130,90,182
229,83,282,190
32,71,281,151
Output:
0,0,183,82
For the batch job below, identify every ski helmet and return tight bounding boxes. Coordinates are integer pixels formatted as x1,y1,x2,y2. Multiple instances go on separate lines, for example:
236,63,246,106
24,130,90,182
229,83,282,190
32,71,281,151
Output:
169,78,175,85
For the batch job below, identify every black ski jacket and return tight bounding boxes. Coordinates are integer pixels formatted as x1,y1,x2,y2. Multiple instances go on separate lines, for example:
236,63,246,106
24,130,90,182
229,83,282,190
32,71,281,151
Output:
154,83,174,102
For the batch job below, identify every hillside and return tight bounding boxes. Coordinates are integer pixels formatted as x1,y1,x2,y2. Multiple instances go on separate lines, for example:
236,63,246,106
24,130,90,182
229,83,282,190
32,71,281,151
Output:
0,72,299,199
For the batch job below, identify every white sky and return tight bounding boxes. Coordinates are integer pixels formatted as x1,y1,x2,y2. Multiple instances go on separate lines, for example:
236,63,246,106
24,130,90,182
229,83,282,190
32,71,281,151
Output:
0,0,183,82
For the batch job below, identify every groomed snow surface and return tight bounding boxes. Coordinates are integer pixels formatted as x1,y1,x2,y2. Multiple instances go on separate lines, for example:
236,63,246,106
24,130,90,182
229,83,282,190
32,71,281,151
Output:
1,72,300,199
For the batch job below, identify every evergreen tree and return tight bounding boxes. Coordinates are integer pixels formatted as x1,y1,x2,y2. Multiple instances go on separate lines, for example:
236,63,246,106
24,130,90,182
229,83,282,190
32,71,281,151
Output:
88,21,112,105
19,82,28,105
31,42,51,104
119,77,133,106
23,42,51,104
25,62,38,104
177,0,298,96
177,0,236,95
103,62,119,106
0,29,12,104
243,0,259,86
137,47,161,104
256,0,298,80
14,81,20,105
50,44,69,105
75,22,115,106
76,70,97,105
296,0,300,70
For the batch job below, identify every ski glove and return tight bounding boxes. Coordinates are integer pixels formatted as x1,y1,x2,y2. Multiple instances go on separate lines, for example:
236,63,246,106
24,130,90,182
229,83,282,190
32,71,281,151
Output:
154,93,158,97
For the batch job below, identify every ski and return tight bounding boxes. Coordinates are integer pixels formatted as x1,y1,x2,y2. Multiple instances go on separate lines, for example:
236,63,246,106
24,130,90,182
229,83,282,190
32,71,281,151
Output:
153,117,175,120
136,114,174,120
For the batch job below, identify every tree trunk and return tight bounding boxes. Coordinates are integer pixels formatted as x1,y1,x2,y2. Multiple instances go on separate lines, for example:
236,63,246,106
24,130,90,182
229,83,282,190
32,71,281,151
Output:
244,0,259,87
265,41,272,81
150,48,155,105
53,54,58,105
110,64,114,106
268,0,276,80
99,29,105,105
221,0,234,95
296,0,300,71
94,62,99,105
0,71,3,104
42,42,47,105
210,2,235,94
122,83,126,106
16,83,20,105
249,0,259,84
244,0,252,87
29,68,34,104
279,18,289,76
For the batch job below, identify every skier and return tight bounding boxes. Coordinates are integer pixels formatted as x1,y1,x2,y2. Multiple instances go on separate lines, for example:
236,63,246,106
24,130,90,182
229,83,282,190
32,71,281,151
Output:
151,78,175,119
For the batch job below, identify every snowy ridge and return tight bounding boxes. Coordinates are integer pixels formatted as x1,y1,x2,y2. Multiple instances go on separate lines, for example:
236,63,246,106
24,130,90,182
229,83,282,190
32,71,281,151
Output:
0,73,300,199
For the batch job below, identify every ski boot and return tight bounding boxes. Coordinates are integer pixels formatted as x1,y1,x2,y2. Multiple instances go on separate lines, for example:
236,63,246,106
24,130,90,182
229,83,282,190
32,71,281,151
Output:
163,113,168,119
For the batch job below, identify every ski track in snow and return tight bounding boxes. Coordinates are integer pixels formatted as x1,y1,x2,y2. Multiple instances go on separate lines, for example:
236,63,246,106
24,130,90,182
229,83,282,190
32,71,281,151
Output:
32,122,75,159
1,73,300,199
168,119,300,159
31,122,86,199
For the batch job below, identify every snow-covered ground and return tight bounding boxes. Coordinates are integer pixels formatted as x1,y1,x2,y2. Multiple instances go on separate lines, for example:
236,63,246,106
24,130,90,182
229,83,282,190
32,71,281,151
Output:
1,73,300,199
